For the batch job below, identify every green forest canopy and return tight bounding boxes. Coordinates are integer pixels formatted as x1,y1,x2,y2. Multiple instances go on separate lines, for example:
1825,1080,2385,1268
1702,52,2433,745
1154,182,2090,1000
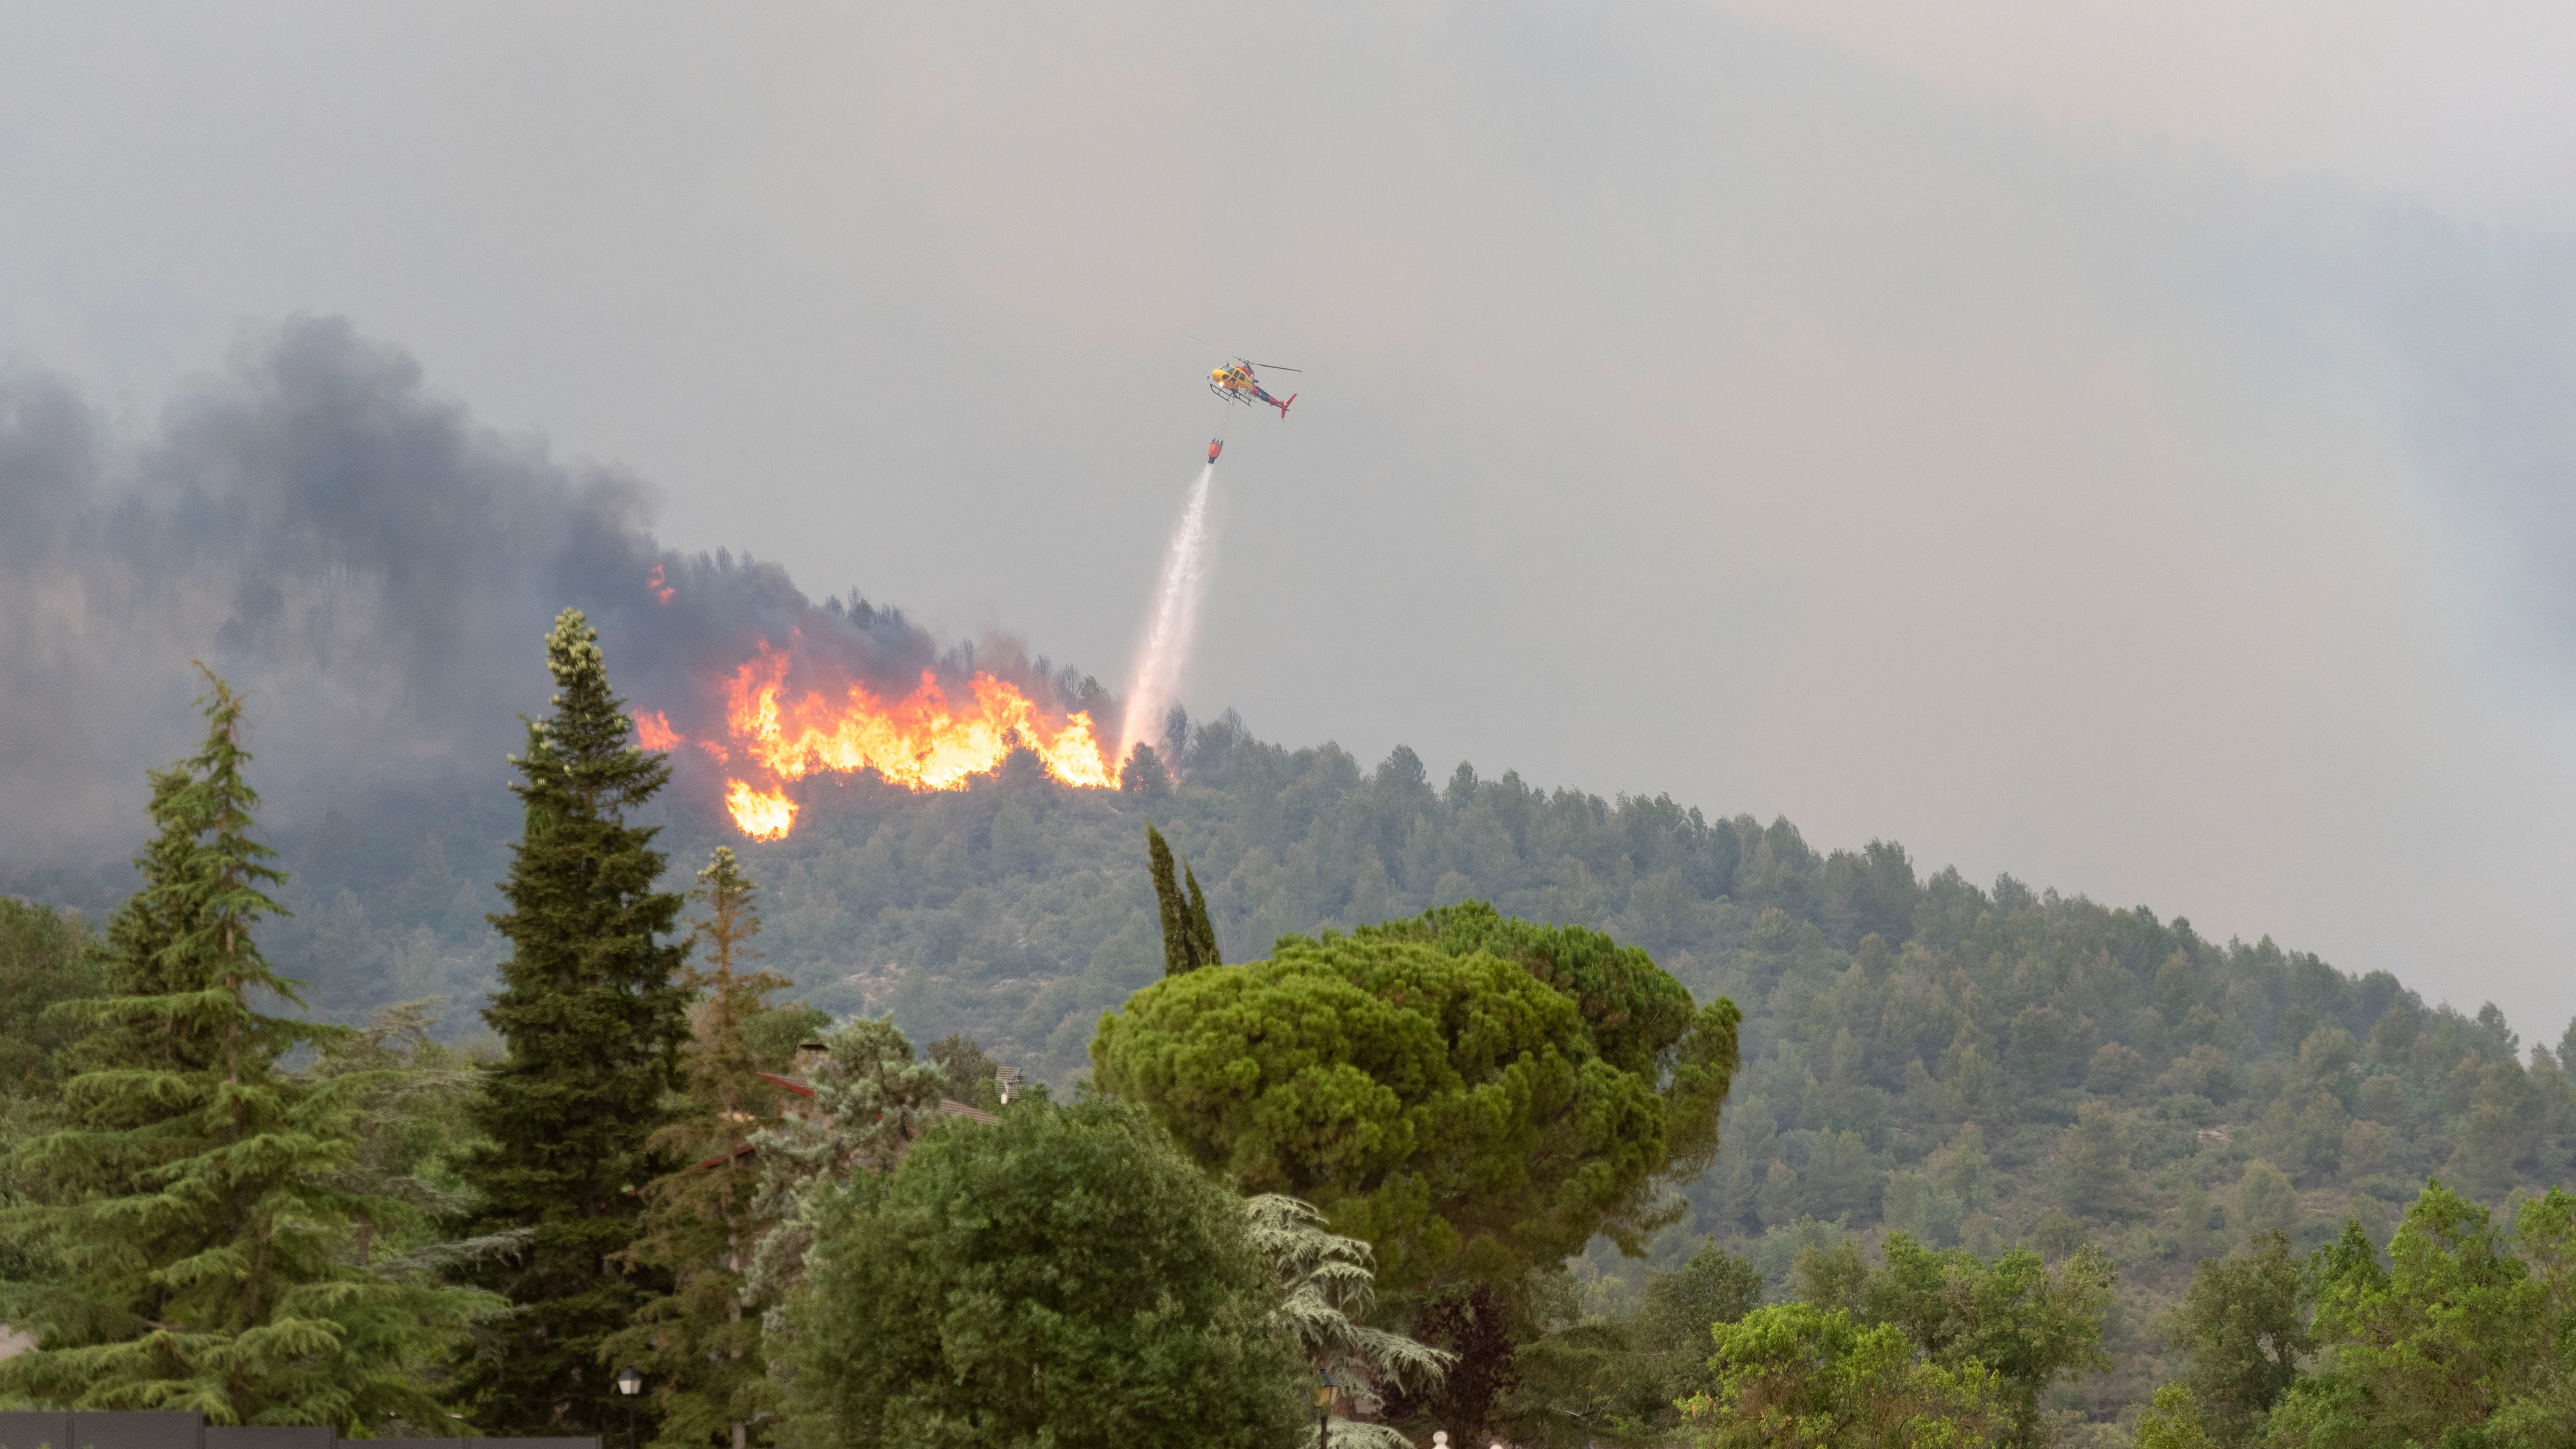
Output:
11,710,2576,1426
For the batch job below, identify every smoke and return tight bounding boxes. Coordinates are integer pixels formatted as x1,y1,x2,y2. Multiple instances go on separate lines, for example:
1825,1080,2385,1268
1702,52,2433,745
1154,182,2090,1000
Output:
1118,463,1217,761
0,317,1086,877
9,1,2576,1033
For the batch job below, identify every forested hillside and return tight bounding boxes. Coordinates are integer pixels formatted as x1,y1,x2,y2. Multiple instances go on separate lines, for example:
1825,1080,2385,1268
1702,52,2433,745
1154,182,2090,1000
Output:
12,709,2575,1428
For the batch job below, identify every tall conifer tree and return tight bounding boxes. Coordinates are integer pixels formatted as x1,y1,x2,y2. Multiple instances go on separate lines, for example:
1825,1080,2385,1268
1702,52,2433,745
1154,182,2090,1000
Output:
1145,824,1219,975
603,848,790,1449
1182,860,1221,969
0,669,492,1425
456,609,690,1432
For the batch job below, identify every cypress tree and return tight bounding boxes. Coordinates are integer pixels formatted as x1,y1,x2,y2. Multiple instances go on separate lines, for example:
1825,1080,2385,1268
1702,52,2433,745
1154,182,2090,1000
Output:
1145,824,1220,976
603,848,790,1449
1182,859,1221,970
1148,824,1189,976
0,669,492,1425
455,609,690,1433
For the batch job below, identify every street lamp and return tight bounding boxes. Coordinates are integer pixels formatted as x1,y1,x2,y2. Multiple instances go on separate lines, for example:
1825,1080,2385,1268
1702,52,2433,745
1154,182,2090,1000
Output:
1313,1369,1336,1449
615,1366,643,1449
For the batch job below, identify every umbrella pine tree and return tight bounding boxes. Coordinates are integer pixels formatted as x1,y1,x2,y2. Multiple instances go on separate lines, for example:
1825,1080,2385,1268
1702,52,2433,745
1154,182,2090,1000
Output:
454,609,691,1433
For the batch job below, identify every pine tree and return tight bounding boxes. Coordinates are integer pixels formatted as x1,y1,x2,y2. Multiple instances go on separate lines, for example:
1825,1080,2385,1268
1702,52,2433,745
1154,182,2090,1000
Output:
1244,1194,1450,1447
1145,824,1219,975
1117,742,1174,799
0,669,493,1425
739,1017,948,1347
455,609,691,1433
603,849,791,1449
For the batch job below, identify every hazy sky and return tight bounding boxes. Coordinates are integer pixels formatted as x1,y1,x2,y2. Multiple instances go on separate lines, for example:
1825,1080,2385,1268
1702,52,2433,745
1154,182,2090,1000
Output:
3,2,2573,1038
1708,0,2576,235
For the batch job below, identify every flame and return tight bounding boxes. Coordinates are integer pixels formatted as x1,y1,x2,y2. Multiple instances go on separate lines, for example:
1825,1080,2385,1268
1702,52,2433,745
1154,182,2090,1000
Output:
726,645,1114,793
657,637,1114,838
635,711,681,751
647,562,675,604
725,780,798,840
1029,708,1117,789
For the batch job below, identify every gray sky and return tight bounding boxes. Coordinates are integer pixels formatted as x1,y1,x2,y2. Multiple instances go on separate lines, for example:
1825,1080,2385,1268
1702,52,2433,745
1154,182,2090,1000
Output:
1708,0,2576,235
3,1,2574,1039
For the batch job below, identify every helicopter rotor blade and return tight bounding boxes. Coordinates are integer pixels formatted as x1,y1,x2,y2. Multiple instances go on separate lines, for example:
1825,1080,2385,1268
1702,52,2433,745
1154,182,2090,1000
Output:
1249,362,1303,372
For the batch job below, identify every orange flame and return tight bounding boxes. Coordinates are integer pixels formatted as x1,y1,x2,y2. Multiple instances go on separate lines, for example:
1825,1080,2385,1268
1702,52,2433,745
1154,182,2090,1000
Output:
726,645,1114,793
725,780,797,840
653,638,1114,837
635,711,681,751
647,562,675,604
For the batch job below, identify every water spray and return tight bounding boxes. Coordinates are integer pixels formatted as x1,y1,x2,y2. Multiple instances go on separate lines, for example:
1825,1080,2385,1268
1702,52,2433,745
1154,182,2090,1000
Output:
1119,463,1217,764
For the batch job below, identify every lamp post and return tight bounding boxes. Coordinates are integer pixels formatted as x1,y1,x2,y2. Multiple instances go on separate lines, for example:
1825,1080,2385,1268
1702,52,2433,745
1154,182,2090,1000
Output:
1313,1369,1336,1449
615,1366,643,1449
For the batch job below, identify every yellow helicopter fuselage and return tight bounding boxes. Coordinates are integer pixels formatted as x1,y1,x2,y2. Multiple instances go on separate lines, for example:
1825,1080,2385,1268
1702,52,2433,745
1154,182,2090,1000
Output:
1207,361,1295,417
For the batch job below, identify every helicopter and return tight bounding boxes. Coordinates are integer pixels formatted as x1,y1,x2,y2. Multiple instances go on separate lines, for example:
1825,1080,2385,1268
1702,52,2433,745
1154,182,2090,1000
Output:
1208,357,1299,418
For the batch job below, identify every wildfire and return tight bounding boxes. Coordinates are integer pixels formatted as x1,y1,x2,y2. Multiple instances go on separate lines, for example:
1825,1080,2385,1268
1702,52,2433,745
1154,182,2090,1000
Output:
635,710,681,751
636,637,1116,838
726,781,798,840
646,562,675,604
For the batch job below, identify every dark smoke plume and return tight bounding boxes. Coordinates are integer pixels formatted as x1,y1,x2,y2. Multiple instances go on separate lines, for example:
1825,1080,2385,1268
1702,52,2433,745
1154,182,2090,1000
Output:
0,317,1085,887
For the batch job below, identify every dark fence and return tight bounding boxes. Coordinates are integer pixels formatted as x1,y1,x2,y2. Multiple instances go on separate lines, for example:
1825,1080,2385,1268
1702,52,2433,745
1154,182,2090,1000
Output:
0,1414,598,1449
